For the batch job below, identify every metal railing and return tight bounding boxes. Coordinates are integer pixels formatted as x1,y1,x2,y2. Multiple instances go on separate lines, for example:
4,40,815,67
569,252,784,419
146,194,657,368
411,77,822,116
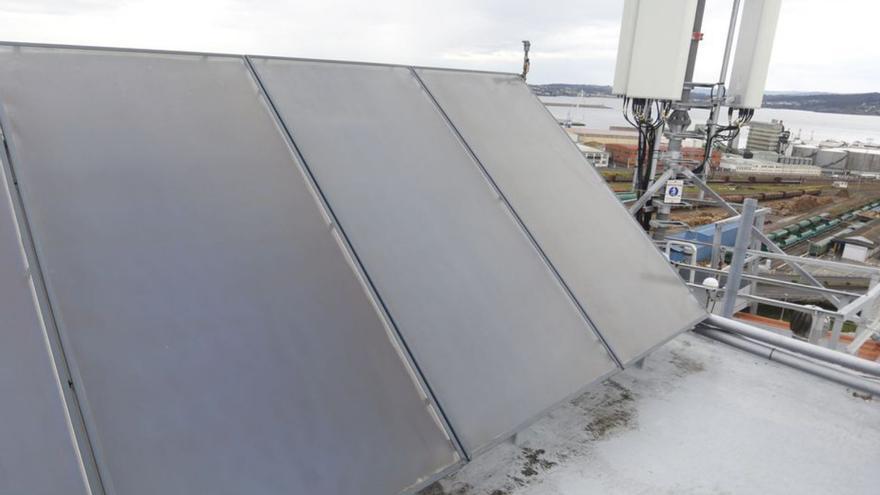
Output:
658,205,880,358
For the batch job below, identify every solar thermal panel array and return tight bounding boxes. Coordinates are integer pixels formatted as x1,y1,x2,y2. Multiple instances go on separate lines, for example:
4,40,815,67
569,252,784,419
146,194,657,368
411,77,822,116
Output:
0,43,704,494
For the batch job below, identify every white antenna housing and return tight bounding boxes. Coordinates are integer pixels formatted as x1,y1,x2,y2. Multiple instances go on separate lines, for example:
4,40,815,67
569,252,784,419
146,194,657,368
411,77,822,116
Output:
612,0,698,100
728,0,783,108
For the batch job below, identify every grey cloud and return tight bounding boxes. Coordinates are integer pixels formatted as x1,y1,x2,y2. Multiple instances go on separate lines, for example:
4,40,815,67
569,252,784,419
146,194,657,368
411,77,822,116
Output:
0,0,123,15
0,0,876,92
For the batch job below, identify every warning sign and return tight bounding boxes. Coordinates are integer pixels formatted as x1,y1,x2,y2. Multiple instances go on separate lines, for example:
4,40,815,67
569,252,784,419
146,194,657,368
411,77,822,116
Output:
664,180,684,204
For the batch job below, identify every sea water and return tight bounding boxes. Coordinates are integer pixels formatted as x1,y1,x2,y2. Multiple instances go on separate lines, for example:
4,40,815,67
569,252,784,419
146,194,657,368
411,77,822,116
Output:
541,96,880,145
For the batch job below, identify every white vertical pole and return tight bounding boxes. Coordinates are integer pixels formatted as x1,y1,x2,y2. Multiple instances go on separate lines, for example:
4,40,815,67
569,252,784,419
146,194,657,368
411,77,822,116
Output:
722,198,758,317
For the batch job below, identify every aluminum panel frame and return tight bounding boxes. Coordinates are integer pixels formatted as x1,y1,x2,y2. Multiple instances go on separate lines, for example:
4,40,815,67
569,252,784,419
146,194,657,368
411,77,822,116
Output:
415,69,707,364
0,44,459,495
0,136,91,495
249,57,619,456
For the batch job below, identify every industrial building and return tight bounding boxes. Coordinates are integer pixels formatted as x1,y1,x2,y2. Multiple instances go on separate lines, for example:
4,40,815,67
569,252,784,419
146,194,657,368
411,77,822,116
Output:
605,142,722,169
792,143,880,172
844,147,880,172
562,126,638,147
719,155,822,176
778,155,814,165
745,119,786,152
839,236,876,263
576,143,610,167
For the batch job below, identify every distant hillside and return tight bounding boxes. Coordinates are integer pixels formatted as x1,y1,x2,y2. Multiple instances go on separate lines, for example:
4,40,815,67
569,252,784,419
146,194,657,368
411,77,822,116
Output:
761,93,880,116
530,83,880,116
530,84,612,97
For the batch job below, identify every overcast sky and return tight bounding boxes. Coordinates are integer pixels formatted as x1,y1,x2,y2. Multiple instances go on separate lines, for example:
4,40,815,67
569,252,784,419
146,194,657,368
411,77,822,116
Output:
0,0,876,93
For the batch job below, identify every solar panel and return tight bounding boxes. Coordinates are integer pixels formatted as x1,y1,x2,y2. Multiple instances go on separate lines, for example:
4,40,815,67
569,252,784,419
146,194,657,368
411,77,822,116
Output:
0,42,710,494
0,149,90,494
249,58,619,455
415,69,706,363
0,45,459,495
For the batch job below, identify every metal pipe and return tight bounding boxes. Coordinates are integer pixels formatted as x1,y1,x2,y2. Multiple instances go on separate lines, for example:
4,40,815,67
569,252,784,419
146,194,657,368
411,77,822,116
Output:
828,317,845,351
736,293,840,317
628,168,675,215
706,314,880,377
710,221,723,269
695,326,880,397
652,202,672,241
697,0,742,194
722,198,757,317
719,0,742,85
732,249,880,276
666,240,699,283
838,282,880,317
684,0,705,95
748,209,766,314
646,124,664,193
671,262,861,298
715,208,772,224
665,0,703,186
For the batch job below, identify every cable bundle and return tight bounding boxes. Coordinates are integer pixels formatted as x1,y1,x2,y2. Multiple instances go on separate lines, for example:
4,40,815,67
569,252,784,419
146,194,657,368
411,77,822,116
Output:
694,93,754,175
623,97,671,229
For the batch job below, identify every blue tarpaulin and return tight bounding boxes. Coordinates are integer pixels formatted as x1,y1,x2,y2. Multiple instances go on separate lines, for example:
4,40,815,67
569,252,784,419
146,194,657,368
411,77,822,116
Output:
668,221,739,262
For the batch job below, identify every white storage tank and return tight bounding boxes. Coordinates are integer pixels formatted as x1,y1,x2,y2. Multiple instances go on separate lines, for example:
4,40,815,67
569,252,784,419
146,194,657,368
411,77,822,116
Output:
792,144,818,159
844,148,880,172
814,148,848,169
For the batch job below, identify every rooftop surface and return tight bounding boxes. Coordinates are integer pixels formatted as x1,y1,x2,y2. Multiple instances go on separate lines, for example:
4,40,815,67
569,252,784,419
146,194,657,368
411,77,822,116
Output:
421,331,880,495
